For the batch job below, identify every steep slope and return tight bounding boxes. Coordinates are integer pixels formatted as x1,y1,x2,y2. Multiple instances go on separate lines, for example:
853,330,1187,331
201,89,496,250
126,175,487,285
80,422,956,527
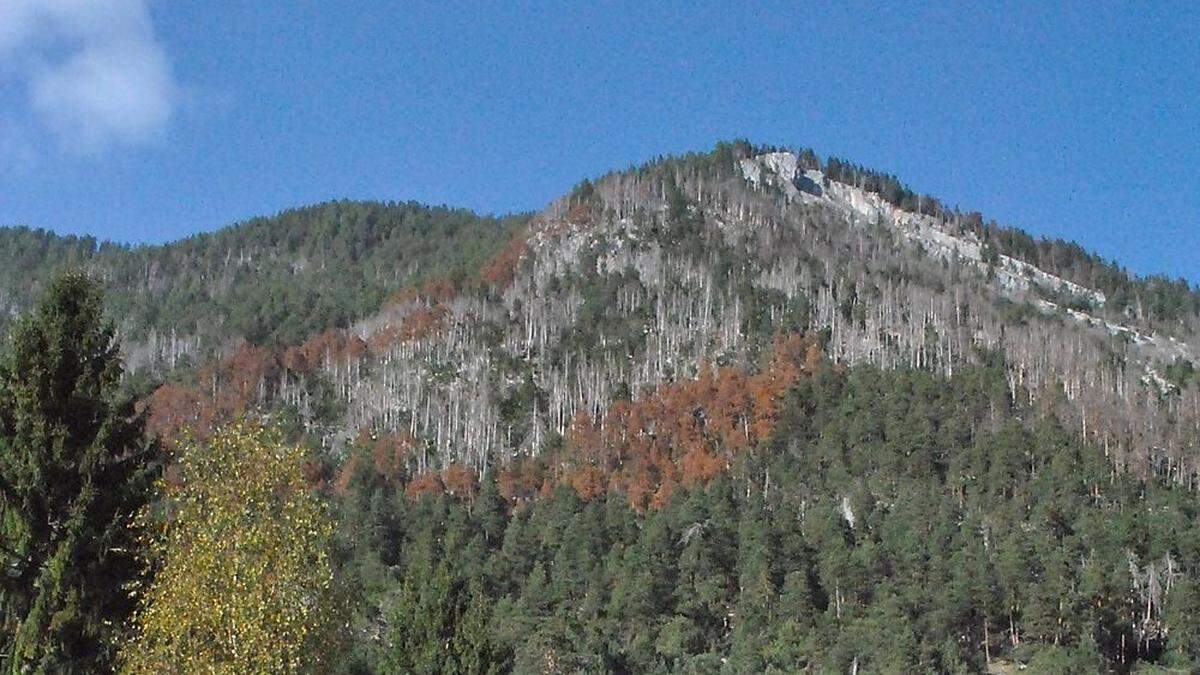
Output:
0,201,526,375
145,142,1200,494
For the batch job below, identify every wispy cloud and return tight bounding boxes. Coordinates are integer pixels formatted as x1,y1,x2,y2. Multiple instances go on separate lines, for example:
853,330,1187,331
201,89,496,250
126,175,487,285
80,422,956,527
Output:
0,0,179,155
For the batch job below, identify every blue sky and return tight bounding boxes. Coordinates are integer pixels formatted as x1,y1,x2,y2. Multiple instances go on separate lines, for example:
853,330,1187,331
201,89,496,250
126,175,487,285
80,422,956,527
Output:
0,2,1197,281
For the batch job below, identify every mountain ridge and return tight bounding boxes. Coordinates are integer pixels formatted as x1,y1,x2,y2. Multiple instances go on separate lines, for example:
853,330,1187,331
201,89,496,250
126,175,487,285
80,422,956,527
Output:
5,141,1200,488
111,141,1200,500
0,200,527,375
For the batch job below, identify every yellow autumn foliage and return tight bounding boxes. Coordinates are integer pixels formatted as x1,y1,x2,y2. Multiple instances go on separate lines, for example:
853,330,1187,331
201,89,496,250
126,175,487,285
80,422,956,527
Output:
119,422,343,674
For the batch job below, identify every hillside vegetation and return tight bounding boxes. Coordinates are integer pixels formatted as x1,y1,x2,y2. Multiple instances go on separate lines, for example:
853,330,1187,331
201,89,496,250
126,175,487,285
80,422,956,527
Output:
133,142,1200,493
4,141,1200,672
335,360,1200,672
0,201,526,373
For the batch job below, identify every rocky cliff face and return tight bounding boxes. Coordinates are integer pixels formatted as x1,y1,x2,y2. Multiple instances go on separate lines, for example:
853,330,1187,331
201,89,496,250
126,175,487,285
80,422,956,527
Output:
146,145,1200,488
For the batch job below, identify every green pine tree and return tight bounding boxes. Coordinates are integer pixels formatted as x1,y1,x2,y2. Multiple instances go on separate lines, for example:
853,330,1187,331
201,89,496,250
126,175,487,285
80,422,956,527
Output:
0,271,155,673
1164,577,1200,668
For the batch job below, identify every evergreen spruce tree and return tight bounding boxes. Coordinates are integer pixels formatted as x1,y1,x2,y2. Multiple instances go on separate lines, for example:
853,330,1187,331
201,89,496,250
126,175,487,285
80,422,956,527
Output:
1164,577,1200,668
0,272,154,673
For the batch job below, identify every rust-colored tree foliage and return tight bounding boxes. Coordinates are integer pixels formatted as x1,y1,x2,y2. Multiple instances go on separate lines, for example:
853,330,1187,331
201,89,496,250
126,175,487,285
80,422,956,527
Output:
567,464,608,501
145,342,278,440
371,431,415,482
565,201,595,226
404,471,444,501
331,453,361,496
141,230,537,447
399,306,447,341
301,457,331,489
554,333,819,511
498,458,550,505
479,235,528,290
143,383,213,442
145,302,450,444
366,325,399,357
200,343,277,418
281,329,350,375
442,463,479,504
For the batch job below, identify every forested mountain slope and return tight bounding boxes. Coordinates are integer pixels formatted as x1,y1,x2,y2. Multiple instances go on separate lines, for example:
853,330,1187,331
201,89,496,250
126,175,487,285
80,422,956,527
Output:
319,143,1200,672
140,142,1200,492
0,202,525,374
335,362,1200,672
7,140,1200,671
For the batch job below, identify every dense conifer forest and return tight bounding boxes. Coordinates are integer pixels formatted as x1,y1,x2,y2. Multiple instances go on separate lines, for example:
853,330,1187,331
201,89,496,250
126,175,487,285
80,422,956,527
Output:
331,358,1200,673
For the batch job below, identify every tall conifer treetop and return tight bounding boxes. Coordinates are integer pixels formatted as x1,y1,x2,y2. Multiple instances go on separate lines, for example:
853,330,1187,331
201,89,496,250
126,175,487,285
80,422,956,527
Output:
0,271,153,673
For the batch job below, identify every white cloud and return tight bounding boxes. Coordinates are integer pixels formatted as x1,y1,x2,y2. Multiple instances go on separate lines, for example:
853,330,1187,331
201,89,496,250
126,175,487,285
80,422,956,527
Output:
0,0,179,155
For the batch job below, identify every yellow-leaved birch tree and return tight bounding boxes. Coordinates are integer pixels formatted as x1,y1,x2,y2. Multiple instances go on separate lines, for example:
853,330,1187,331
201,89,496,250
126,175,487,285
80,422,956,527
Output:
120,422,343,674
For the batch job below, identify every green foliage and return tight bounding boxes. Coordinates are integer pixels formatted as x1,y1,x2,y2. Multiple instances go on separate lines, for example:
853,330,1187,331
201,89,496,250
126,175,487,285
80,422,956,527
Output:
1163,577,1200,668
332,363,1200,672
1159,356,1196,391
0,272,155,673
0,202,525,356
381,547,504,674
7,142,1200,674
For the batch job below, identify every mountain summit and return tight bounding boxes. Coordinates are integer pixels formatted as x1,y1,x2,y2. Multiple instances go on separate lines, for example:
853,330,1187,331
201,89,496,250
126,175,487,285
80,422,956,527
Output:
118,142,1200,494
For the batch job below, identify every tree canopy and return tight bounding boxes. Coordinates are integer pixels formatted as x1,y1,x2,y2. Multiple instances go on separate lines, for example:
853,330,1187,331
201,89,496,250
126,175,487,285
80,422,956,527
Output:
0,271,154,673
120,422,343,674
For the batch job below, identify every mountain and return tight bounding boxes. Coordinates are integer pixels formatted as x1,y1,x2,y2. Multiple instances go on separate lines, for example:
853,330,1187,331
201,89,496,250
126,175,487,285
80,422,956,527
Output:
0,201,526,375
133,142,1200,485
6,141,1200,671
